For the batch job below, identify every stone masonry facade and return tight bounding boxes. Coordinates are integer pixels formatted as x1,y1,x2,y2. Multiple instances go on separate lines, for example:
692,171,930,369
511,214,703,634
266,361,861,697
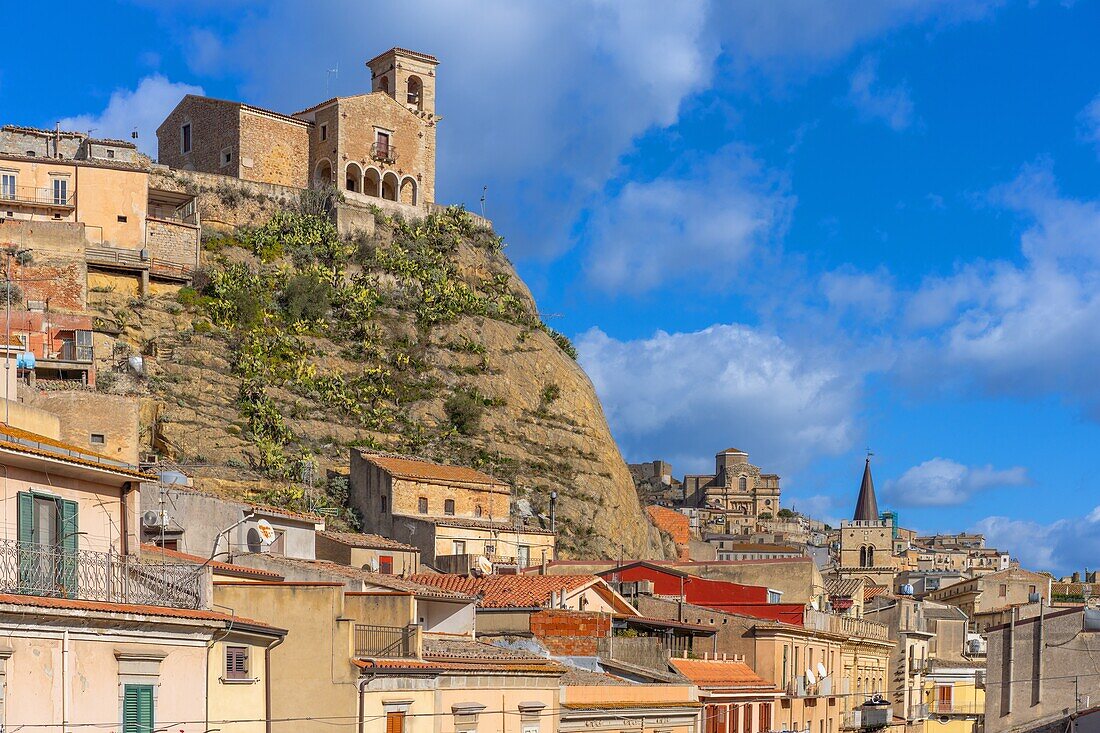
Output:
157,47,438,205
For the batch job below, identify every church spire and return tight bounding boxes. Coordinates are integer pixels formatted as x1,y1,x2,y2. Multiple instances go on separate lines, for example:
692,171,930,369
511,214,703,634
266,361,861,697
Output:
853,456,879,521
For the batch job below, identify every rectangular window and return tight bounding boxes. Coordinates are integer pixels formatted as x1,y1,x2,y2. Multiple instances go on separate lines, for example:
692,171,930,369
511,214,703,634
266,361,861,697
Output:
181,123,192,153
743,704,753,733
52,178,67,205
0,173,15,200
444,499,455,515
106,149,115,159
320,124,328,141
731,704,740,733
418,497,428,514
379,555,393,574
223,151,232,164
122,683,154,733
759,704,770,733
999,584,1007,597
517,545,531,568
1029,585,1037,595
117,215,128,223
380,495,388,513
17,491,78,596
386,711,405,733
453,540,466,555
225,645,249,680
90,433,105,445
782,646,788,685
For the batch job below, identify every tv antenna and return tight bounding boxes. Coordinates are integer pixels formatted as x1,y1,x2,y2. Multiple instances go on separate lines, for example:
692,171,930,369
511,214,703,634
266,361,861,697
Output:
480,185,488,218
325,63,339,97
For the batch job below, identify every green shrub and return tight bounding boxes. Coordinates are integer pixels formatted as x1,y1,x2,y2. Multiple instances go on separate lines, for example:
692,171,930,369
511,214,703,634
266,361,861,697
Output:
544,327,577,360
192,320,212,334
279,272,332,323
444,389,485,435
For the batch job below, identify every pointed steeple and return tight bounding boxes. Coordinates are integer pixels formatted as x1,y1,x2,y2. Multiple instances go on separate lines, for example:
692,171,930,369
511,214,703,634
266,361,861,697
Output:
853,457,879,521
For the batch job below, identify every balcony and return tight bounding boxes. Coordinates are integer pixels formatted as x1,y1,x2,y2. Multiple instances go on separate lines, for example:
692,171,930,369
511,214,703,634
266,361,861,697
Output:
0,185,76,209
907,704,929,721
370,142,398,164
0,539,202,609
928,701,981,716
354,623,418,658
804,609,891,641
86,246,194,282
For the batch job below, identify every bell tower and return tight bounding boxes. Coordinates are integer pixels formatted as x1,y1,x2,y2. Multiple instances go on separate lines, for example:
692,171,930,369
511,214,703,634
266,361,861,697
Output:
366,47,439,116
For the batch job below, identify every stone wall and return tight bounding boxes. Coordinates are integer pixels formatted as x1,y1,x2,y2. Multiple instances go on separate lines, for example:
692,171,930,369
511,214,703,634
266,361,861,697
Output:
0,220,88,311
156,97,240,177
239,109,311,188
146,218,199,267
19,388,141,464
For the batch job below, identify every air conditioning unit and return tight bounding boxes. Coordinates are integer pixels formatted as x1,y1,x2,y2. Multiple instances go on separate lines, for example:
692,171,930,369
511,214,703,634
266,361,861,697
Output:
141,510,168,529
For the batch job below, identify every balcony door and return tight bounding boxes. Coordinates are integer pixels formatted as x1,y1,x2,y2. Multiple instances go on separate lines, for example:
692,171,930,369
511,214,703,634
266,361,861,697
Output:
17,492,78,597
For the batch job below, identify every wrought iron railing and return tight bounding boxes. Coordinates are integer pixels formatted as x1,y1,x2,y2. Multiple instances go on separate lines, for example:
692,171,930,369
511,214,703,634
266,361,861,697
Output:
370,142,398,164
0,185,76,207
354,623,417,658
0,539,202,609
928,701,981,715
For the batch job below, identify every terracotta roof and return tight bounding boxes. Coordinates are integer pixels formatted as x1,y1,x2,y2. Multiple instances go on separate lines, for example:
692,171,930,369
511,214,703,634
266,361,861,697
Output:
354,657,562,674
646,506,691,546
408,574,598,608
561,701,702,710
318,530,418,551
0,423,153,480
826,578,865,598
560,667,632,686
426,516,555,535
0,593,280,632
248,556,475,600
361,452,503,486
365,47,440,66
864,585,890,602
670,659,778,690
719,448,748,455
140,544,283,580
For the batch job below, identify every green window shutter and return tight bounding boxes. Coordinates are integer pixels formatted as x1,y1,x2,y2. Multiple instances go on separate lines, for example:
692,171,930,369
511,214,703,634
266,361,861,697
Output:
17,492,34,593
16,492,32,545
122,684,154,733
59,499,78,598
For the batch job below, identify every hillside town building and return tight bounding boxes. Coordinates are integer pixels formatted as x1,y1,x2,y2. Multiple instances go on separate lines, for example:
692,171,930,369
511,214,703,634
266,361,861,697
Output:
157,47,438,206
683,448,782,534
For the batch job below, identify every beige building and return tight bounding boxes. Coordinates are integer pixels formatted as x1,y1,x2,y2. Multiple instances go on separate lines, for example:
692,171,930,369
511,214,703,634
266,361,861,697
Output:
560,683,701,733
215,580,566,733
670,658,783,733
683,448,782,534
315,529,421,574
158,47,438,207
0,420,284,732
350,450,555,569
0,129,200,296
923,568,1051,629
837,459,897,587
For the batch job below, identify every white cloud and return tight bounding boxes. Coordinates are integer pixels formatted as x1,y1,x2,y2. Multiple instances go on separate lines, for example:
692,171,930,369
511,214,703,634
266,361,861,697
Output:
582,145,793,292
576,324,861,476
847,56,916,131
1078,93,1100,156
972,512,1100,576
820,267,896,322
898,163,1100,415
59,75,203,157
884,458,1028,507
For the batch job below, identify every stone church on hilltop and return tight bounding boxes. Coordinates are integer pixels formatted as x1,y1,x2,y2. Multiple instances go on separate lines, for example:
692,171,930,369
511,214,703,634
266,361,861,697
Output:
156,47,438,206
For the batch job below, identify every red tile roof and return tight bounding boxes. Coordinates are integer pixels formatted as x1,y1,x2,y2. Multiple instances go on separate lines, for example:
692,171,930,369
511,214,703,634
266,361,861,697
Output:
670,659,778,690
318,530,418,551
0,593,280,631
646,506,691,546
141,544,284,579
361,452,503,487
864,585,890,602
409,574,598,608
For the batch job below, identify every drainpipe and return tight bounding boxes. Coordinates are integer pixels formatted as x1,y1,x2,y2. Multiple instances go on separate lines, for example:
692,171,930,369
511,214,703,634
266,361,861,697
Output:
62,628,70,733
265,634,286,733
1035,600,1045,705
358,660,378,733
1006,608,1016,715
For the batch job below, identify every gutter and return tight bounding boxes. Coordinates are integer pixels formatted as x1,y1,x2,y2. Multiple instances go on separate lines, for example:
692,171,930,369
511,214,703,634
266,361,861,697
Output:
265,633,286,733
358,660,378,733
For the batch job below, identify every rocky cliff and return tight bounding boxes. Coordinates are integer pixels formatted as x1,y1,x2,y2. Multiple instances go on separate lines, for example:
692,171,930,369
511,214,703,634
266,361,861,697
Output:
91,183,669,559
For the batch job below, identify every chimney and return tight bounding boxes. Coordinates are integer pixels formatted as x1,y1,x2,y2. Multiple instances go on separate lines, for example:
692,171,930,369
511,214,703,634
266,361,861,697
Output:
54,122,61,158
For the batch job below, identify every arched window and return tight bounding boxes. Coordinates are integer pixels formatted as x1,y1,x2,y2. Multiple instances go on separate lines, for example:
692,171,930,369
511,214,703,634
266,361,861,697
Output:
868,547,875,567
739,476,748,492
379,75,390,94
859,547,867,567
314,159,333,188
399,176,417,206
406,76,423,109
364,168,381,197
345,162,362,193
381,172,399,201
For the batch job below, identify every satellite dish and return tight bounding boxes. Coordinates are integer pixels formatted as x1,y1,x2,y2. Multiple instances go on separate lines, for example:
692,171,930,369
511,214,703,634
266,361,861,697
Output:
255,519,277,546
817,662,828,679
805,668,817,686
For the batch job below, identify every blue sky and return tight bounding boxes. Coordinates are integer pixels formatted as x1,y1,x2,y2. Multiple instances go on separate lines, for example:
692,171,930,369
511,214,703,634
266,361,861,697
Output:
6,1,1100,573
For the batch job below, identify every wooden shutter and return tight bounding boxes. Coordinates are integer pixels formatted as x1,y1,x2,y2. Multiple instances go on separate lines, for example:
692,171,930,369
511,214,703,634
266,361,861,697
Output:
226,645,249,679
759,703,770,733
743,704,752,733
59,499,78,598
731,705,740,733
17,492,34,592
122,684,154,733
379,555,394,575
386,711,405,733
